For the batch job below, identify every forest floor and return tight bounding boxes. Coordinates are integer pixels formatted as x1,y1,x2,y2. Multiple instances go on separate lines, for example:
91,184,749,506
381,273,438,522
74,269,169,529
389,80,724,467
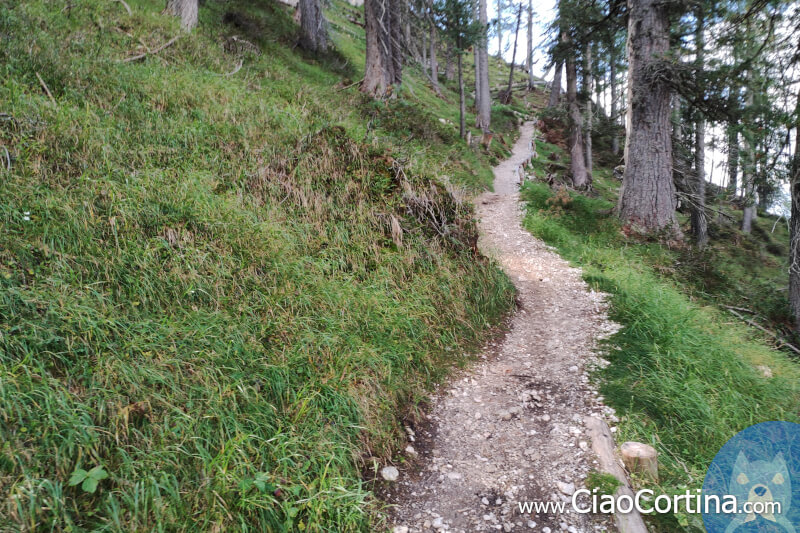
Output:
383,124,619,533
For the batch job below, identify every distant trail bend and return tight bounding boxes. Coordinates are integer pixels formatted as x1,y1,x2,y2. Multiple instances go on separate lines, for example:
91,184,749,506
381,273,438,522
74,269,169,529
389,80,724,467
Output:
386,122,620,533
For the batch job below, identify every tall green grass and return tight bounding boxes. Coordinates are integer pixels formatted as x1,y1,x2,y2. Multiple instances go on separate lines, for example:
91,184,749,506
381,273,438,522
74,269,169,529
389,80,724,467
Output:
0,0,519,530
521,181,800,531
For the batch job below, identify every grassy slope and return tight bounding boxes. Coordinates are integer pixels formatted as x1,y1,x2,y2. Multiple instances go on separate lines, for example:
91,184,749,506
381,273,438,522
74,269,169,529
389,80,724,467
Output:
521,118,800,531
0,0,534,530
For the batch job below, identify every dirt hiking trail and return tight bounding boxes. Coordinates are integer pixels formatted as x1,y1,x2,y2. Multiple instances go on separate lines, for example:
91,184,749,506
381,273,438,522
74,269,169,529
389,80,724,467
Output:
386,123,621,533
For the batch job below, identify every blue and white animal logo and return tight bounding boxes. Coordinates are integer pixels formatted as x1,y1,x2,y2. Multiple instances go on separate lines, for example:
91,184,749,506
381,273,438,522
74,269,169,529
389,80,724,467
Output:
725,451,795,533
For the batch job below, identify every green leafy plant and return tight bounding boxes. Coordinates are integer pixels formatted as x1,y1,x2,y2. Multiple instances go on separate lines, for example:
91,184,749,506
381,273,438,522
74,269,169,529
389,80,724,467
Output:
68,466,109,494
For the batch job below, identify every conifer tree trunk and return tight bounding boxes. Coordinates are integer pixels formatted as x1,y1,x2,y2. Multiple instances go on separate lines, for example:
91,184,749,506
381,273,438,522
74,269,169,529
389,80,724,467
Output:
362,0,402,98
526,0,534,89
691,11,708,248
548,19,565,108
566,36,587,188
390,1,403,84
610,50,619,156
789,86,800,332
742,89,756,233
693,117,708,246
458,49,466,138
496,0,503,56
476,0,491,132
423,31,428,71
742,189,755,232
594,64,601,116
474,43,481,103
504,4,522,101
298,0,328,54
473,0,481,109
429,0,439,92
548,60,562,107
447,41,455,81
583,43,593,176
726,127,739,195
618,0,678,234
404,4,413,59
165,0,197,31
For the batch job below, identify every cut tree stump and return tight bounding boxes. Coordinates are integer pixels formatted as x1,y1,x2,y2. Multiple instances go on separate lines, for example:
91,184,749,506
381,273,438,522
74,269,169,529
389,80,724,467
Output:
621,442,659,482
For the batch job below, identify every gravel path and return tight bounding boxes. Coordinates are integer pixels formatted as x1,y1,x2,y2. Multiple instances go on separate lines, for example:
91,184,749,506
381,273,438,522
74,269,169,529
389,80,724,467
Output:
384,123,620,533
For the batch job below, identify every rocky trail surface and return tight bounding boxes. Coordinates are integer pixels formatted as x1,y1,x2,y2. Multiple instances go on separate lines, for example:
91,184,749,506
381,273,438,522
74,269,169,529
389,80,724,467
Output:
384,123,621,533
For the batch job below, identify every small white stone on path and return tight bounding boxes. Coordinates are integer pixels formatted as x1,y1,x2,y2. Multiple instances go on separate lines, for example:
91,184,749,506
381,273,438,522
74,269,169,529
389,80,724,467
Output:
557,481,575,495
381,466,399,481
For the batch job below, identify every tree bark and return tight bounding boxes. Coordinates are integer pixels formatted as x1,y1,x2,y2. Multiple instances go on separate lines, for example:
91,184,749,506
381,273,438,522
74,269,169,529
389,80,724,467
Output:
390,0,403,85
165,0,197,31
610,49,619,156
526,0,534,89
691,11,708,248
473,0,481,111
496,0,503,56
671,94,691,196
429,1,439,93
476,0,491,132
757,162,771,211
566,37,587,188
583,43,593,176
404,3,412,59
548,60,562,107
742,197,755,232
789,83,800,333
474,43,481,105
458,50,466,138
726,126,739,195
741,87,756,233
298,0,328,54
447,41,456,81
618,0,678,234
362,0,402,98
503,4,522,102
423,31,428,72
692,116,708,246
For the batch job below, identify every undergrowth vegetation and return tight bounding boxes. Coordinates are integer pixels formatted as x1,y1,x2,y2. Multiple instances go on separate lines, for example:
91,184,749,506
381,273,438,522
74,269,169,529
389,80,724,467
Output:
0,0,527,530
521,176,800,531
